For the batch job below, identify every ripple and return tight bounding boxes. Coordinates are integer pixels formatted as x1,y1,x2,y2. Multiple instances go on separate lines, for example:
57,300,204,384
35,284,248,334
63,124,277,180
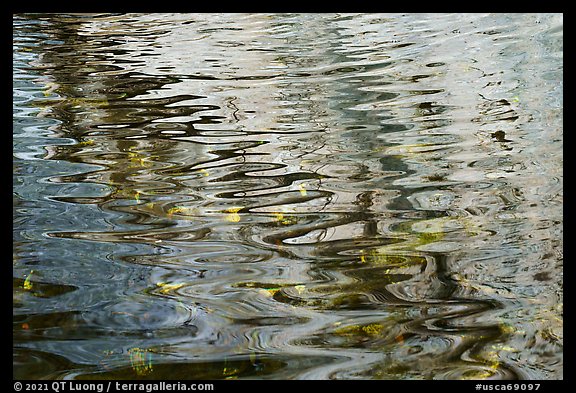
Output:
13,347,80,379
14,13,563,380
81,297,202,335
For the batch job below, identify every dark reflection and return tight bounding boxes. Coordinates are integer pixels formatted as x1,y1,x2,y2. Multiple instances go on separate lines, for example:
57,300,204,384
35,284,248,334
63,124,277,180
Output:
14,13,562,380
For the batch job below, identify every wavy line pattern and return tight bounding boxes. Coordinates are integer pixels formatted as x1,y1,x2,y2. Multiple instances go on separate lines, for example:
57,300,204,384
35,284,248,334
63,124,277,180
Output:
13,13,562,380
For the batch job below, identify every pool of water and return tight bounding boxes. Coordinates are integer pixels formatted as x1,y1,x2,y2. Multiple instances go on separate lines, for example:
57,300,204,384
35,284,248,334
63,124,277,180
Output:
13,13,562,380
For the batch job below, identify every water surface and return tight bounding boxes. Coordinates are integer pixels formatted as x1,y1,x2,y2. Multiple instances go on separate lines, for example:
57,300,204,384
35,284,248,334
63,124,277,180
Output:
13,13,563,380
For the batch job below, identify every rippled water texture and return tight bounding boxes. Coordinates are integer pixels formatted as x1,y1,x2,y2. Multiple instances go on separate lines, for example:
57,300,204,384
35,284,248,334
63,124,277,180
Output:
13,13,563,380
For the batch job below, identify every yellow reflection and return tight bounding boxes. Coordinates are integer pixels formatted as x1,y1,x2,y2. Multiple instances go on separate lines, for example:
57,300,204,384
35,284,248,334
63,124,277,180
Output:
156,282,186,294
23,270,34,291
224,207,242,223
128,347,153,376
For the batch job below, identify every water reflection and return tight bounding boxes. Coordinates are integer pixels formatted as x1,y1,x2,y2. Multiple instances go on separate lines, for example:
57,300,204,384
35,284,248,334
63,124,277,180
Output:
13,13,562,380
